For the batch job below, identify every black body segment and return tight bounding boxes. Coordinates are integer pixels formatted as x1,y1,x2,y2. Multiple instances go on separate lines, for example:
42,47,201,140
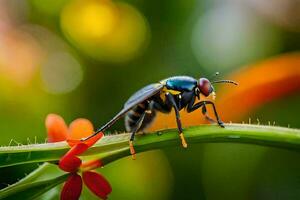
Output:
124,83,163,132
125,101,154,132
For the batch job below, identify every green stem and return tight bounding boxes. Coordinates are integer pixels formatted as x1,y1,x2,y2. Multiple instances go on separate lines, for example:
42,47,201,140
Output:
1,124,300,168
1,124,300,199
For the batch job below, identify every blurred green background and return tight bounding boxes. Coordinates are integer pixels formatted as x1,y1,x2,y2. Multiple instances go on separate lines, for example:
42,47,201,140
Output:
0,0,299,199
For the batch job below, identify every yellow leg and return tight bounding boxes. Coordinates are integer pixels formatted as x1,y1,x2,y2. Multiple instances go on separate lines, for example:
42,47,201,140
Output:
129,141,136,160
179,133,188,148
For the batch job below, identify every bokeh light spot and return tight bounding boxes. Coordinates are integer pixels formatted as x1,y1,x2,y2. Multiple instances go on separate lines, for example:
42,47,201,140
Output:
60,0,149,63
61,0,118,41
191,4,282,72
41,52,83,94
0,28,44,86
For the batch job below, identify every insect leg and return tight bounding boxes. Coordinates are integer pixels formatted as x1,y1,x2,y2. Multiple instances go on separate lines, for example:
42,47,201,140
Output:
187,100,222,126
165,93,188,148
82,112,124,141
129,112,146,160
201,101,224,127
201,103,217,123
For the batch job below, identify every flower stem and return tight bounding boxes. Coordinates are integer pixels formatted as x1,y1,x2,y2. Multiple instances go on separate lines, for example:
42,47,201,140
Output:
0,124,300,168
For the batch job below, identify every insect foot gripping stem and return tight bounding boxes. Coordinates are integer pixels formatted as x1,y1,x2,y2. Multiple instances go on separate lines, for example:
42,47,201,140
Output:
179,133,188,148
129,141,136,160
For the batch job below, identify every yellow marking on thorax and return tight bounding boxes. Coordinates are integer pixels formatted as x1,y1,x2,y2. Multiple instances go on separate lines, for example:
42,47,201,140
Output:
160,86,181,101
162,87,181,95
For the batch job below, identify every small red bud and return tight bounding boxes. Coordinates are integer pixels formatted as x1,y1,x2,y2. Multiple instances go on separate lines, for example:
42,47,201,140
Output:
61,173,82,200
67,132,104,147
81,159,103,171
65,143,89,157
59,155,81,173
83,171,112,199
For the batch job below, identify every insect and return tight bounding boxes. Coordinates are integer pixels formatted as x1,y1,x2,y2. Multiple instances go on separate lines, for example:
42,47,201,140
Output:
83,76,238,159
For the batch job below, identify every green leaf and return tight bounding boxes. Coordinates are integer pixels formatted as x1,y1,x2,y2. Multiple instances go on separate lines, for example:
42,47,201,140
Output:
0,173,68,200
0,124,300,168
0,163,51,193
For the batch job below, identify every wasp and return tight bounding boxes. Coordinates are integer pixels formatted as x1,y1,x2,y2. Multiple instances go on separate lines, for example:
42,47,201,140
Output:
83,76,237,158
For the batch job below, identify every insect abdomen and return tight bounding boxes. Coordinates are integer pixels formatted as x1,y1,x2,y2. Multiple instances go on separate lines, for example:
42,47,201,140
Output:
125,102,147,132
124,102,156,132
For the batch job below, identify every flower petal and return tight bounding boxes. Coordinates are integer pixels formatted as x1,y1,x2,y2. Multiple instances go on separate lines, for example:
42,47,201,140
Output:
68,118,94,140
82,171,112,199
59,155,82,173
45,114,68,142
67,143,89,157
67,132,104,147
81,159,103,171
61,173,82,200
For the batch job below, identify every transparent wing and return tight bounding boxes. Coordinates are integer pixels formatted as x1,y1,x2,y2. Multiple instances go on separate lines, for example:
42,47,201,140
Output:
125,83,164,108
92,83,164,135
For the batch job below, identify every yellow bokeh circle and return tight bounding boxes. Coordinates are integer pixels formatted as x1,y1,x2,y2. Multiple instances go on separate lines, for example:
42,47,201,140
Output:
60,0,149,62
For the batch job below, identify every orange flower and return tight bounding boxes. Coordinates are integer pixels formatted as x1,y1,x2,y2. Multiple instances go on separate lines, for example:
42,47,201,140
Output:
45,114,112,200
45,114,102,146
45,114,68,142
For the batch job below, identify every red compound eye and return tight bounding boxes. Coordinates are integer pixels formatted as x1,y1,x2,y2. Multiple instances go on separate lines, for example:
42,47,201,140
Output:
198,78,211,97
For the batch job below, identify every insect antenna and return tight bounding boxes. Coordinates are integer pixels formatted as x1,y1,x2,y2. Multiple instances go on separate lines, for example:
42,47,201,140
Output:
211,80,238,85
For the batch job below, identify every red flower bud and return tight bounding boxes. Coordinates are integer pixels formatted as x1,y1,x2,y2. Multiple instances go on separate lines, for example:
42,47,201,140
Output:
59,155,81,173
67,132,104,147
82,171,112,199
61,173,82,200
81,159,103,171
65,143,89,157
